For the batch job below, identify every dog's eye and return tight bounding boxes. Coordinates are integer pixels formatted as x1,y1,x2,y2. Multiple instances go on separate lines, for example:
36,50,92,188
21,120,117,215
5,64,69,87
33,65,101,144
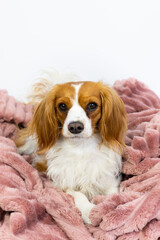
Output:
86,102,98,112
58,103,68,112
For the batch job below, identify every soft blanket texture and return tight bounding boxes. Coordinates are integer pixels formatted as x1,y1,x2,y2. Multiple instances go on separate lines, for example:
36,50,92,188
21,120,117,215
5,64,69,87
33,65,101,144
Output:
0,79,160,240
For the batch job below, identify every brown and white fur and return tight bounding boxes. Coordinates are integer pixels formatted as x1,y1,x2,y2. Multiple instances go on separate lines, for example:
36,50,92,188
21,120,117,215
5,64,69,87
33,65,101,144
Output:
17,71,127,224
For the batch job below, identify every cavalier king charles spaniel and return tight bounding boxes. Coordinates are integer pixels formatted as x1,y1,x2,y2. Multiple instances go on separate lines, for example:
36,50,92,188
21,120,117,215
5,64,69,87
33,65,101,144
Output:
17,71,127,224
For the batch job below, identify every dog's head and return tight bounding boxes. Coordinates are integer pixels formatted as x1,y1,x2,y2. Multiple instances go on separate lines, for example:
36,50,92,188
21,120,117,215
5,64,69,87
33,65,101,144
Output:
30,81,127,153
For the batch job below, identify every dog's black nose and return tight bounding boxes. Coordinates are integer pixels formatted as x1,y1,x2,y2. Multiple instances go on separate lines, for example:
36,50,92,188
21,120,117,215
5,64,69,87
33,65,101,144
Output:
68,121,84,134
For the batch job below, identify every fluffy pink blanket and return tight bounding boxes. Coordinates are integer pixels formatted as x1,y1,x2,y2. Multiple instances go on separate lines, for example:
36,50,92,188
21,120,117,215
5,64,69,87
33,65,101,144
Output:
0,79,160,240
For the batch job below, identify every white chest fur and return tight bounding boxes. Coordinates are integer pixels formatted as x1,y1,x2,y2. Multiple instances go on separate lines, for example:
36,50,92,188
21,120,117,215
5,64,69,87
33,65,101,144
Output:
47,134,122,199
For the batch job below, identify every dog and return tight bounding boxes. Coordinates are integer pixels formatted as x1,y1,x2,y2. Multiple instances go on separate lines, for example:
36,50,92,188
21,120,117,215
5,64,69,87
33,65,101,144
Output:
17,71,127,224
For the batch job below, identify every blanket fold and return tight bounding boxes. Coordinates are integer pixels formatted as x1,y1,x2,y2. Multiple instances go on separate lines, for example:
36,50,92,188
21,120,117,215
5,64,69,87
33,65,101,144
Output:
0,79,160,240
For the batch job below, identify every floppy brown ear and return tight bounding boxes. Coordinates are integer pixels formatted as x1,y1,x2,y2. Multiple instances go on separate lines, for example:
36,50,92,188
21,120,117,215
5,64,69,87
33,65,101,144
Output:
29,89,59,153
98,82,127,152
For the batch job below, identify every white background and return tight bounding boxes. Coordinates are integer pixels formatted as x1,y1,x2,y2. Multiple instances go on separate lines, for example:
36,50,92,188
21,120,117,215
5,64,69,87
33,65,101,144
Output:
0,0,160,101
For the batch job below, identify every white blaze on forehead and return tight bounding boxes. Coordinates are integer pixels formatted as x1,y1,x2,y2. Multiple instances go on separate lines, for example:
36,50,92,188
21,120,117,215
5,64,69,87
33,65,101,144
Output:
62,83,93,137
73,83,81,103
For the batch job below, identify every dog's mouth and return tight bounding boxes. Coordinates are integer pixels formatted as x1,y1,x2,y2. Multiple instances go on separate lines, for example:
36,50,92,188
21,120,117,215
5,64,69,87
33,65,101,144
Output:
65,134,93,141
68,135,83,139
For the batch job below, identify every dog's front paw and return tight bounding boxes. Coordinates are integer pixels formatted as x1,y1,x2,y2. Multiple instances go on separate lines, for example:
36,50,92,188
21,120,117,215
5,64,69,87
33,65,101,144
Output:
66,190,95,225
81,203,95,224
